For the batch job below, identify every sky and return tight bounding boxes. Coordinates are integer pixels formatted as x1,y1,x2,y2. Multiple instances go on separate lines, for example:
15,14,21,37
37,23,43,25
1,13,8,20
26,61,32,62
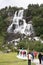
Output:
0,0,43,9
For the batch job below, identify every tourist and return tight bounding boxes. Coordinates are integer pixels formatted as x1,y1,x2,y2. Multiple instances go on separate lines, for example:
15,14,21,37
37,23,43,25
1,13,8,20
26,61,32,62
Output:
34,51,37,58
24,51,26,56
27,52,32,65
38,52,42,64
31,52,34,60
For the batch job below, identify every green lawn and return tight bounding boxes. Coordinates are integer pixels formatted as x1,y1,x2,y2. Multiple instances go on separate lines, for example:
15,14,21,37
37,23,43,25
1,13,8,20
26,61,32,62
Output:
0,52,36,65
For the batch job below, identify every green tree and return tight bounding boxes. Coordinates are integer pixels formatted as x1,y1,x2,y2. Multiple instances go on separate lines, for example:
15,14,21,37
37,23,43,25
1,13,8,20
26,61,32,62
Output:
32,16,43,36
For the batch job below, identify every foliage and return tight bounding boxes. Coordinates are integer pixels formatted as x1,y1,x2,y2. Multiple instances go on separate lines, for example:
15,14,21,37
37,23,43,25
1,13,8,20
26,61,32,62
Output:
32,16,43,36
40,35,43,40
17,38,29,49
17,38,43,52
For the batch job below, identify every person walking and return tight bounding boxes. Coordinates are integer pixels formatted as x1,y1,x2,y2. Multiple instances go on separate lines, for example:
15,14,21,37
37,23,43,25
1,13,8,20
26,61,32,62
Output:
38,52,42,64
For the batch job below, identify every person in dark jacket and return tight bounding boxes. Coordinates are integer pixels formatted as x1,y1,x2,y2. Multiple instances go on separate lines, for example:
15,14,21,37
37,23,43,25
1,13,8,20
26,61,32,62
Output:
38,52,42,64
31,52,34,60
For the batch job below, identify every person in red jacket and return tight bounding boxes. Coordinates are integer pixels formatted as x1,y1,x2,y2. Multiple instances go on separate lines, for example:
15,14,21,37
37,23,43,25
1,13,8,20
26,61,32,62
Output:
34,51,37,58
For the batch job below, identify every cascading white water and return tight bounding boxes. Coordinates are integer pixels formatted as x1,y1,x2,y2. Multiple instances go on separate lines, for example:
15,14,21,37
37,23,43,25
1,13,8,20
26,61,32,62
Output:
18,10,24,18
7,10,34,36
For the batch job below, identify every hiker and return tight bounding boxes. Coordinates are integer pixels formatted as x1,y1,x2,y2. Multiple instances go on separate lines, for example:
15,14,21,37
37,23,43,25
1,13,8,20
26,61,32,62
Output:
38,52,42,64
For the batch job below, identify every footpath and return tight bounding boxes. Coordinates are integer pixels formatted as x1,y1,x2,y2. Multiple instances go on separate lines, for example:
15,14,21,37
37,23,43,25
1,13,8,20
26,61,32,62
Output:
32,59,43,65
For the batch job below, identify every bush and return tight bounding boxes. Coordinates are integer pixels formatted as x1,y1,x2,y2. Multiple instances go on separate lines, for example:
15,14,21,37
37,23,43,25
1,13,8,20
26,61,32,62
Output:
17,38,43,52
17,38,29,49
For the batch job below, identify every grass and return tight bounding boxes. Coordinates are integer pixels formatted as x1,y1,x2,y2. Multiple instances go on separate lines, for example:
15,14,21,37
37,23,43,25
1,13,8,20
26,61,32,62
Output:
0,52,36,65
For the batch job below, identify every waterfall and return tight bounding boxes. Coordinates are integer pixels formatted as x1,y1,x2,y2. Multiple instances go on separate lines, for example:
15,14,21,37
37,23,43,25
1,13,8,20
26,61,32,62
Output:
18,10,24,18
7,9,34,36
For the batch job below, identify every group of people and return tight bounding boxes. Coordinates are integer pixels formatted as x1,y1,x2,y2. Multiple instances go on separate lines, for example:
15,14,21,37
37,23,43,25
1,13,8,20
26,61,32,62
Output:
27,52,43,65
20,51,26,56
27,51,37,60
17,49,43,65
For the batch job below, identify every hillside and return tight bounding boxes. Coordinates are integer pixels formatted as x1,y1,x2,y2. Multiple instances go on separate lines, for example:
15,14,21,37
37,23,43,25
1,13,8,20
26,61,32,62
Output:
0,4,43,52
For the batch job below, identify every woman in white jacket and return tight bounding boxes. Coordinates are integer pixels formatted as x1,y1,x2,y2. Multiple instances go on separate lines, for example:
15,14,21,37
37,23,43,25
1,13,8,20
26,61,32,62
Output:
27,52,32,65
